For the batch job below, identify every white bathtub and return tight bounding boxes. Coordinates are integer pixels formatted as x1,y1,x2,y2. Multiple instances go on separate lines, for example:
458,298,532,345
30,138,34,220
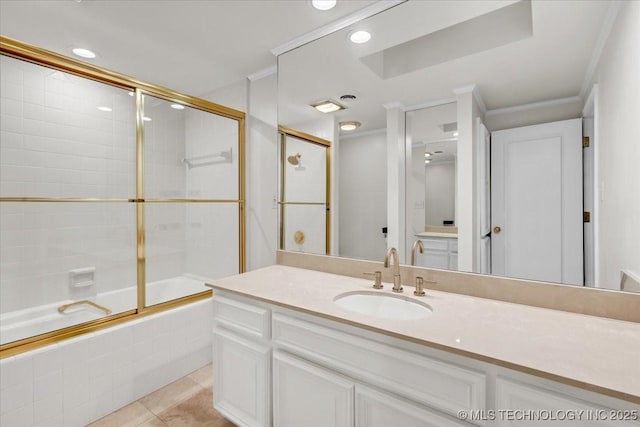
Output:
0,274,210,345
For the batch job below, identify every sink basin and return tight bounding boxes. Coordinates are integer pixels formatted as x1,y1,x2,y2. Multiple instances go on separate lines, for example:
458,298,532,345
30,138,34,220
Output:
334,291,433,320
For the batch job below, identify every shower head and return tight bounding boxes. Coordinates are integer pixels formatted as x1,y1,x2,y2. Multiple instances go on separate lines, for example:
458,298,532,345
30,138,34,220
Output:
287,153,302,166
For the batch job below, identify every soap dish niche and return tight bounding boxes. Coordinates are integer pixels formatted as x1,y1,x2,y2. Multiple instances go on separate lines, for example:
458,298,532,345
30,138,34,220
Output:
69,267,95,288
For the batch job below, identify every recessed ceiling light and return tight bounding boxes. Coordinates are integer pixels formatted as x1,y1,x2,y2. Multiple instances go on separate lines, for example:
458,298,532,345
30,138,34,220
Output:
425,159,431,164
424,152,432,158
310,99,346,113
142,116,152,122
350,30,371,44
71,48,96,59
97,106,112,112
339,121,361,131
170,104,185,110
453,132,459,137
311,0,336,10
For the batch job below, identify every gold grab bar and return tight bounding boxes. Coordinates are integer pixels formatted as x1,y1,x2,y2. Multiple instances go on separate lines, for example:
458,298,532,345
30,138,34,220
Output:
57,300,112,315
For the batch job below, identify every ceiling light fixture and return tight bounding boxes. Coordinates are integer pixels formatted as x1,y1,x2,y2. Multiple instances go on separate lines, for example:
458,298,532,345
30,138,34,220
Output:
425,159,431,164
310,99,346,113
170,104,185,110
97,106,112,112
350,30,371,44
339,121,361,131
71,47,96,59
424,152,432,158
311,0,336,11
453,132,459,137
142,117,152,122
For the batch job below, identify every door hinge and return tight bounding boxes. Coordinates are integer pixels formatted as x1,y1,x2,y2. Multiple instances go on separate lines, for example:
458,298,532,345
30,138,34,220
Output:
583,136,590,148
584,211,591,223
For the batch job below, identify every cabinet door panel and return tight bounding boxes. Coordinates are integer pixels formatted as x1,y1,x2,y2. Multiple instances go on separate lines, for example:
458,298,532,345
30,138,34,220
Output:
274,351,354,427
356,385,467,427
496,378,639,427
213,328,270,427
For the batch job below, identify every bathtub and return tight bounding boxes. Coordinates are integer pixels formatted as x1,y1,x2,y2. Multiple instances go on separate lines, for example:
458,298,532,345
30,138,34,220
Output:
0,274,210,345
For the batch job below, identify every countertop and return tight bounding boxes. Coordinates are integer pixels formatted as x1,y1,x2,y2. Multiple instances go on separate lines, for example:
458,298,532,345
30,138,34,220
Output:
206,265,640,403
415,232,458,238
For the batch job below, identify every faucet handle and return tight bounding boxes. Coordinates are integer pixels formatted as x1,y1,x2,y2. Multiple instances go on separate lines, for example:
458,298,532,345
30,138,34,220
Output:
414,277,426,296
363,271,383,289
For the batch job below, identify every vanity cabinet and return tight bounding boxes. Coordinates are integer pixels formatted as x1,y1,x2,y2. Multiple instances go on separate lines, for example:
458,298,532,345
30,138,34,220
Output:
416,236,458,270
212,291,638,427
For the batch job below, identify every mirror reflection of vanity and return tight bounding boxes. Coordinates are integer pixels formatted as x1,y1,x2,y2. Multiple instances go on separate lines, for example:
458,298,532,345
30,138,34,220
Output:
277,0,639,293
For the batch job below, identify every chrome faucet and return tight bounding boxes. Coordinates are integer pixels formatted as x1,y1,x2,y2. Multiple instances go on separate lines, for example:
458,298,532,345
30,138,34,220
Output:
410,239,424,266
384,247,403,293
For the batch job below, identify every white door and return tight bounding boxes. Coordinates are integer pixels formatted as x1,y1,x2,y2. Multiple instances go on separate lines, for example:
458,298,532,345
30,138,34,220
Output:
273,351,354,427
491,119,583,285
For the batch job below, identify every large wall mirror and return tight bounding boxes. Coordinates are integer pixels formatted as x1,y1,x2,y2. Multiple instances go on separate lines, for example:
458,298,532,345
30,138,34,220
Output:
277,0,639,293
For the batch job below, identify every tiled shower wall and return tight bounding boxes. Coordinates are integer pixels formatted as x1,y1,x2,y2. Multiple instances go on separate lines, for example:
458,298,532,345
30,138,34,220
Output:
0,56,138,313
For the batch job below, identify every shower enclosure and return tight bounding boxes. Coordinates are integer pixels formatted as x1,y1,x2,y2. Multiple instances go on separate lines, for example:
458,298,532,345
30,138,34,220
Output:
0,36,245,355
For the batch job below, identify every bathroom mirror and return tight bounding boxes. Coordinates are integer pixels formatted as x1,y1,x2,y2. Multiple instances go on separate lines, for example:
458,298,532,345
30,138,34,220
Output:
277,0,640,292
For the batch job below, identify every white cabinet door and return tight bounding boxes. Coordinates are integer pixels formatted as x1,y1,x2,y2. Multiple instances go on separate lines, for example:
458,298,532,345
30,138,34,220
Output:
213,328,271,427
496,378,639,427
273,351,354,427
355,385,468,427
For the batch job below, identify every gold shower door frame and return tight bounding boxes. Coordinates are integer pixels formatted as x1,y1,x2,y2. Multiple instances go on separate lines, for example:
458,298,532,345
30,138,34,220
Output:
0,36,246,357
278,126,331,254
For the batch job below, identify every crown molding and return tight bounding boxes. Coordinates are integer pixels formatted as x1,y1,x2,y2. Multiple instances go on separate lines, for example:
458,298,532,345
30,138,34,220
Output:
247,65,277,81
579,1,622,98
485,96,582,117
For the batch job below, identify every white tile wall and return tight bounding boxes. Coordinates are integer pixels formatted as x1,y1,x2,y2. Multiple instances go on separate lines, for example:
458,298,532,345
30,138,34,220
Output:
0,300,212,427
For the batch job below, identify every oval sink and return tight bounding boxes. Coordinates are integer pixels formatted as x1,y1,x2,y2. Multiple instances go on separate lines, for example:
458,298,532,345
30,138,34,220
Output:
334,291,433,320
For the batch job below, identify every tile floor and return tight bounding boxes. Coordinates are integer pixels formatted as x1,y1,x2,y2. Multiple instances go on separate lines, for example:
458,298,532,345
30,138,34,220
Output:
88,364,235,427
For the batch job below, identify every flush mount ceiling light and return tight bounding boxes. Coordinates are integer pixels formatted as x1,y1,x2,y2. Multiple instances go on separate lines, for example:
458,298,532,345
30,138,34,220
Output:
97,106,112,112
170,104,185,110
425,159,431,164
71,47,96,59
310,99,346,113
424,152,432,158
339,121,361,131
311,0,336,10
350,30,371,44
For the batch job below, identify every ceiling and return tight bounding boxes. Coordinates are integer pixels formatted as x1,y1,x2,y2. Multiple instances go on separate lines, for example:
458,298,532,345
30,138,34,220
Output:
0,0,378,96
278,0,612,134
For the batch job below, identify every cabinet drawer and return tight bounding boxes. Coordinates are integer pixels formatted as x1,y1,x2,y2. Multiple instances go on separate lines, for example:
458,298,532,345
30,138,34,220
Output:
213,294,270,340
273,313,486,418
420,238,449,251
496,378,640,427
356,384,468,427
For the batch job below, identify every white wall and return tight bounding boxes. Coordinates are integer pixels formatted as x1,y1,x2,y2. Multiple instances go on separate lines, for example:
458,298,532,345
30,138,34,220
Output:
246,73,278,270
594,0,640,289
425,161,456,226
455,88,482,272
338,131,387,261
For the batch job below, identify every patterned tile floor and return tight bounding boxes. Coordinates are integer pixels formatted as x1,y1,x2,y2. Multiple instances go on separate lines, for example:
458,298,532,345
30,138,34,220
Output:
88,364,235,427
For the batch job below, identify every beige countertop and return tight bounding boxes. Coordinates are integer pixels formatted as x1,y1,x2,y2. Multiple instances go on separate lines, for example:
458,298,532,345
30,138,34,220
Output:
416,232,459,238
207,265,640,403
